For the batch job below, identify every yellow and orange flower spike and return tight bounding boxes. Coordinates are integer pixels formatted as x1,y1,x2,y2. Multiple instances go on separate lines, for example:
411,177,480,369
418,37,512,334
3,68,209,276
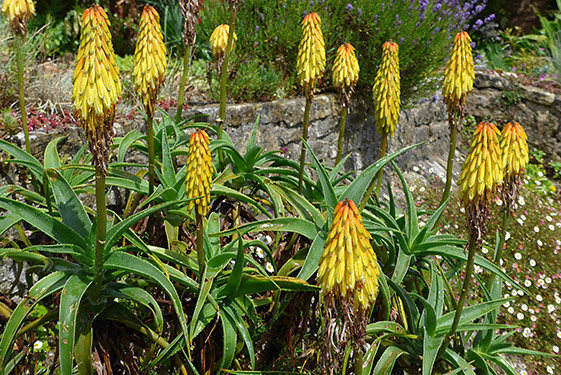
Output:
501,122,529,181
297,12,325,98
332,43,359,107
1,0,34,34
133,6,167,116
185,129,213,217
210,24,237,61
318,199,380,311
458,122,503,204
442,31,474,119
72,5,122,173
372,41,400,138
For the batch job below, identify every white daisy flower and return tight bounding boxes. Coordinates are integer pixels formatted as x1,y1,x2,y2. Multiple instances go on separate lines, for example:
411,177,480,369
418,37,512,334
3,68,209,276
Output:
265,262,274,273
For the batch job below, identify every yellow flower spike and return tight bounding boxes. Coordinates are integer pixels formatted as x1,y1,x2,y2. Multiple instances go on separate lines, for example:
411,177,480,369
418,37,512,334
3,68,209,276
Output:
297,12,325,98
210,24,237,61
501,122,529,180
133,5,167,117
1,0,34,34
72,4,122,173
442,31,474,120
457,122,503,241
333,43,359,107
185,129,213,217
318,199,380,311
372,41,400,138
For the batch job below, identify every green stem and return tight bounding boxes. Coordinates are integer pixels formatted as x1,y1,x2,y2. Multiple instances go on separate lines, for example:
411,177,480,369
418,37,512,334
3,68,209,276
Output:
354,347,363,375
439,125,458,210
217,8,237,139
175,45,191,124
196,211,205,275
358,133,387,211
15,34,30,154
447,237,477,340
19,309,58,335
489,204,511,286
147,111,155,196
335,107,347,165
91,166,107,301
297,96,312,193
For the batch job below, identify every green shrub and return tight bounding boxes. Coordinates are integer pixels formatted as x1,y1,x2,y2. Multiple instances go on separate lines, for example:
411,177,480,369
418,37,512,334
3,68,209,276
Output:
197,0,486,102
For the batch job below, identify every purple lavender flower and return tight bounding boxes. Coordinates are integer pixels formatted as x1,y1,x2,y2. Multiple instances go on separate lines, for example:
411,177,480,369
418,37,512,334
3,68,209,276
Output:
400,37,404,43
347,3,353,11
358,8,362,17
473,19,483,29
433,3,441,12
397,20,402,27
475,4,484,13
470,41,475,48
381,3,385,11
259,13,264,21
309,0,314,7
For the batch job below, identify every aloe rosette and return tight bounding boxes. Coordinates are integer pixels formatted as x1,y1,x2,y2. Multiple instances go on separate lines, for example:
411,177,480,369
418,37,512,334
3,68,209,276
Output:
372,41,400,139
72,4,121,172
185,129,213,217
296,12,325,98
133,5,167,116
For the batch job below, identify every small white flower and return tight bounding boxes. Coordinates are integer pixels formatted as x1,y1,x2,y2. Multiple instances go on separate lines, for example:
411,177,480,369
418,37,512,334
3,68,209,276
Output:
517,312,524,320
518,197,525,205
263,235,273,245
557,239,561,246
521,371,528,375
535,180,542,185
547,366,554,374
517,218,524,225
538,171,544,177
554,346,559,353
517,290,524,296
428,168,434,174
534,226,540,233
531,315,537,322
256,248,266,258
413,166,420,172
482,247,489,254
550,224,556,231
521,304,528,311
503,301,510,308
496,199,503,206
547,215,553,222
546,277,552,284
522,327,531,338
537,294,543,302
460,207,465,213
557,331,561,339
557,223,561,228
508,307,515,314
419,187,426,193
409,186,415,192
524,279,532,287
548,304,556,313
384,194,390,200
514,252,522,260
520,214,527,221
33,341,42,350
556,297,561,304
537,239,543,246
505,232,511,241
265,262,274,273
530,259,536,267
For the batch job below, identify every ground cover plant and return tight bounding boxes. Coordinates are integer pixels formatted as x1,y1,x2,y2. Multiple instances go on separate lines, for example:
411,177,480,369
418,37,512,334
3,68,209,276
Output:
0,1,559,375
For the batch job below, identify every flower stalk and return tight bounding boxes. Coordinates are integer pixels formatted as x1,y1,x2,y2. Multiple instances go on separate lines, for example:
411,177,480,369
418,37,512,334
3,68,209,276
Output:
439,31,474,209
296,12,325,191
134,6,167,195
217,10,237,140
332,43,359,165
72,4,121,299
15,34,30,153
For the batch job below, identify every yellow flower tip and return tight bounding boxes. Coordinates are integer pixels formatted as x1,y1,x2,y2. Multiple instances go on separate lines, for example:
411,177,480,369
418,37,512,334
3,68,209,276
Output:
317,198,380,311
72,4,121,172
1,0,34,34
297,12,326,96
185,129,213,217
333,43,359,89
458,122,503,205
501,122,529,180
442,31,474,116
210,24,237,60
372,40,401,139
133,5,167,114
